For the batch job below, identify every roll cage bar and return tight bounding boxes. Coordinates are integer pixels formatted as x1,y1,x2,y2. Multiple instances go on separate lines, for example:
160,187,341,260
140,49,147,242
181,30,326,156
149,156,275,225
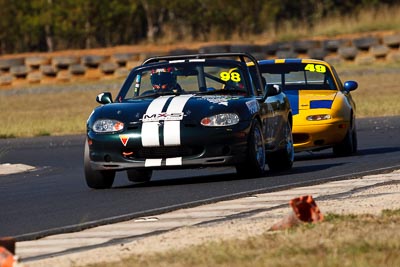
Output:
142,53,265,96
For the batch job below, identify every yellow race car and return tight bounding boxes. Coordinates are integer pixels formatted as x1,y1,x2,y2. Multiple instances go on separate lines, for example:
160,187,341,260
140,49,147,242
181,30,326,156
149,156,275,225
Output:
257,59,358,156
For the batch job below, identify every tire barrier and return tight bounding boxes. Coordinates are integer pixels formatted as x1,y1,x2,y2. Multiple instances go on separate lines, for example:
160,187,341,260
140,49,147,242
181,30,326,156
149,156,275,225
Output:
81,55,107,68
9,66,30,78
229,44,263,53
307,47,328,60
276,50,298,59
0,32,399,87
323,39,349,52
40,65,58,77
69,64,86,76
112,53,137,67
27,72,42,83
99,62,119,75
25,56,50,69
383,33,400,48
0,58,24,72
292,40,320,53
263,42,279,55
370,44,390,58
337,46,358,60
52,56,79,69
198,44,230,53
352,36,379,51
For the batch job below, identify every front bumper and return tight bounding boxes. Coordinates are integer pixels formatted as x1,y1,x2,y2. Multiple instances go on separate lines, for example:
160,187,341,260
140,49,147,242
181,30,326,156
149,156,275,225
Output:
87,123,250,171
88,155,239,171
293,121,349,151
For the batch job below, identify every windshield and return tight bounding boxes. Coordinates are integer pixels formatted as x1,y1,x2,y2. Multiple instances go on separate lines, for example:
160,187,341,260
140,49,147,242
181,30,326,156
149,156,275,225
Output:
118,61,252,100
259,63,338,91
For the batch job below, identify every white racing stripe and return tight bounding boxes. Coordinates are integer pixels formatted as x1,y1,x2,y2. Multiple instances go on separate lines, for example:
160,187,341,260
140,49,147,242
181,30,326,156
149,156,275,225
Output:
163,121,181,145
164,94,193,146
145,158,162,167
141,94,193,167
144,157,183,167
141,96,173,147
166,157,182,166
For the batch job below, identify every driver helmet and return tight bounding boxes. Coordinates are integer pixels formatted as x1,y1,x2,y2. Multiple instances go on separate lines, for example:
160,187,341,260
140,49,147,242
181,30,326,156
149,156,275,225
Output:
150,67,177,91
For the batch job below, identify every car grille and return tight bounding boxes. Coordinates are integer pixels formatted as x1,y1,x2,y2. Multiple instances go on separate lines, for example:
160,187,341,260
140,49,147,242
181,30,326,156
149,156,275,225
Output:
135,146,203,159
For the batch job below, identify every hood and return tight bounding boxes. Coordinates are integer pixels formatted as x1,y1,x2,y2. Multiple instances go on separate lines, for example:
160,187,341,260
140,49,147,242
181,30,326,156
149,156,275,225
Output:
285,90,337,115
92,94,251,123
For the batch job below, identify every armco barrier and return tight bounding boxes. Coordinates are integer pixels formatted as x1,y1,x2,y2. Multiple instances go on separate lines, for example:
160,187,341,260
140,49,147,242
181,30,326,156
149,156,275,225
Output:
0,32,399,87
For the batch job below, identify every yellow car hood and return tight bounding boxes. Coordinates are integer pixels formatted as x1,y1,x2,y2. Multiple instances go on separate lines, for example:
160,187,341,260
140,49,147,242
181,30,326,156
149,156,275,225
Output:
285,89,338,114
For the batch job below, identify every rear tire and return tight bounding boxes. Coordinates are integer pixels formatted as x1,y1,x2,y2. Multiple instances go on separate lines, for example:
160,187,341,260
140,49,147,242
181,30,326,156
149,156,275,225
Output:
127,169,152,183
236,120,266,178
84,139,115,189
266,119,294,171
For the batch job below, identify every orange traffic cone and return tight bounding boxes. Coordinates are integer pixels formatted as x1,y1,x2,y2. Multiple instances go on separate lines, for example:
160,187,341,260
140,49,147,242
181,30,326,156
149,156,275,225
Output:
269,195,323,231
0,237,16,267
0,247,15,267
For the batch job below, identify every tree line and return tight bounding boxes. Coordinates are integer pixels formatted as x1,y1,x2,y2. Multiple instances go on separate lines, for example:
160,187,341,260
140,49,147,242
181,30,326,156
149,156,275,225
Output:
0,0,397,54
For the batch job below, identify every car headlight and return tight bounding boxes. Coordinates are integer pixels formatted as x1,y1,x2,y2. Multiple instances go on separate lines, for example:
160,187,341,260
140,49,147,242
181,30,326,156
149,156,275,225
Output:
306,114,332,121
93,119,124,133
201,113,239,127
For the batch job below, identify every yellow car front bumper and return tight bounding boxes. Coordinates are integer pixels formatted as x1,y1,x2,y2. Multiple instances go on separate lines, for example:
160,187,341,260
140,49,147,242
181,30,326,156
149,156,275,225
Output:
293,121,349,151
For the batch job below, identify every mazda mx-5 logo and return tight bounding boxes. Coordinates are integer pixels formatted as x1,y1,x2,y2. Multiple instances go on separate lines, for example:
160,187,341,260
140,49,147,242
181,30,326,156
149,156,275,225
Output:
141,112,184,122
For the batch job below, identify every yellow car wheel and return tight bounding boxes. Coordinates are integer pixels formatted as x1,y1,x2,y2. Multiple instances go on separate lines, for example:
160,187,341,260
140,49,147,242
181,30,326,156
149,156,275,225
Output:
333,121,357,156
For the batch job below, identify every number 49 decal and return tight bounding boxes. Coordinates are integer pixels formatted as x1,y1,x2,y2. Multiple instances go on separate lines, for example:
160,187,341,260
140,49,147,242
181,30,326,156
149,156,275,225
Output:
304,64,326,73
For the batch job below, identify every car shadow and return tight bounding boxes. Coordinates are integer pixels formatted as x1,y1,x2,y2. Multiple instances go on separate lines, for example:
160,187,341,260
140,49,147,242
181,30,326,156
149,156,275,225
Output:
355,146,400,156
111,146,400,189
294,146,400,162
265,162,346,177
113,161,345,189
114,172,239,189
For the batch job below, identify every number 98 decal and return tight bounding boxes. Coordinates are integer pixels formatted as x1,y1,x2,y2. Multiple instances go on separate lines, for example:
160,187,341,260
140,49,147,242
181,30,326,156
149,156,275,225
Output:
304,64,326,73
220,71,241,82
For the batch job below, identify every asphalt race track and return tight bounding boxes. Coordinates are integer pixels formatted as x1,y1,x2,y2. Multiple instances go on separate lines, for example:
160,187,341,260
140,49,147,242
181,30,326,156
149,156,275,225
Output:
0,116,399,239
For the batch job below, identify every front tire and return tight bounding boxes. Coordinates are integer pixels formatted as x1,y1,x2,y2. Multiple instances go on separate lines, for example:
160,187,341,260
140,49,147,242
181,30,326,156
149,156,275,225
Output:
236,120,266,178
84,139,115,189
266,119,294,171
333,120,357,156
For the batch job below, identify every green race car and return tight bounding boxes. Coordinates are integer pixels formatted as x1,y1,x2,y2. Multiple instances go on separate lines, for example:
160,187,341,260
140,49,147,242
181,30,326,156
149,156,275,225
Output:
85,53,294,189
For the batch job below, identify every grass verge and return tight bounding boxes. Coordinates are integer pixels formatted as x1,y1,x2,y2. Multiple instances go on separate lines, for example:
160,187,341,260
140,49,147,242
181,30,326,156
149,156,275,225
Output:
0,84,120,138
276,5,400,41
87,210,400,267
340,67,400,119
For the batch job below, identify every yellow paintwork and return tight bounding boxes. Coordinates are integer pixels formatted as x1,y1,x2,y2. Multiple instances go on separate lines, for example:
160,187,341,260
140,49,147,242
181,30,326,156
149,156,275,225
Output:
256,58,357,152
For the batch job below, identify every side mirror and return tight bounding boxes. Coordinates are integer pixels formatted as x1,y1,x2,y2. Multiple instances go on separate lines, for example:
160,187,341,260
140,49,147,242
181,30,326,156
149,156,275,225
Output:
96,92,113,104
343,81,358,92
266,84,282,96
